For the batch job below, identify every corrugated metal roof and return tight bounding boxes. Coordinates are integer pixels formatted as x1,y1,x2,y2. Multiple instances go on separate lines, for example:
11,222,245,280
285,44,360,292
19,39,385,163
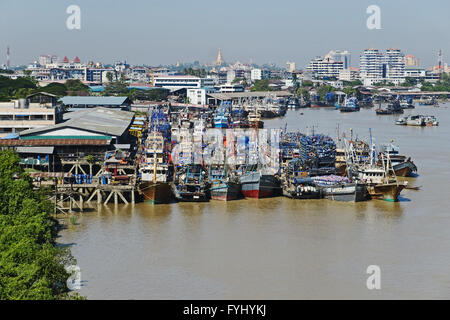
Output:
16,146,54,154
20,107,134,137
60,96,130,106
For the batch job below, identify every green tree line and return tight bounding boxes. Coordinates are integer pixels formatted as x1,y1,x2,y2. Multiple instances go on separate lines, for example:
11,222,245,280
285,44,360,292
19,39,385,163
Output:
0,150,82,300
0,76,90,101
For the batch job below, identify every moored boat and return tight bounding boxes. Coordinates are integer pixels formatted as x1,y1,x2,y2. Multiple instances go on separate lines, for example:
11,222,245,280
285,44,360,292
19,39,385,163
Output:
240,169,281,198
137,132,172,204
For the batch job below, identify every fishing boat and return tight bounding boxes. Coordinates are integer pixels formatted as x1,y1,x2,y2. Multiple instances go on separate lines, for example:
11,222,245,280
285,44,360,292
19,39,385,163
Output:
137,132,172,204
418,97,437,106
400,98,415,109
287,97,301,109
282,177,323,199
209,165,242,201
310,92,335,108
240,171,281,198
322,182,368,202
358,153,407,202
281,158,322,199
311,175,368,202
214,114,230,128
379,143,417,177
248,111,264,128
339,97,360,112
172,164,210,202
375,100,403,115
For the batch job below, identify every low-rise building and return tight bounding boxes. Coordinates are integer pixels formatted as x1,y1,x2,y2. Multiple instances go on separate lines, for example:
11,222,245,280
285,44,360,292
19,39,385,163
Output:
339,68,360,81
187,87,217,105
0,93,62,138
153,75,214,90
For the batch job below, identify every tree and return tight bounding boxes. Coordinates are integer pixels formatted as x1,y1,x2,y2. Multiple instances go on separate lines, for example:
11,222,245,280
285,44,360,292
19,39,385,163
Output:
0,150,81,300
317,85,335,100
103,79,128,96
106,72,114,83
250,79,271,92
65,79,90,95
39,82,67,97
296,87,310,100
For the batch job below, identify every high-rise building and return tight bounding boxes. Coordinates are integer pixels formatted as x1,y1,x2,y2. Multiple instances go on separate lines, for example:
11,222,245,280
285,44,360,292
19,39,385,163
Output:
360,48,406,85
324,50,351,69
286,61,296,72
384,48,405,84
306,56,344,79
405,54,419,67
360,48,384,85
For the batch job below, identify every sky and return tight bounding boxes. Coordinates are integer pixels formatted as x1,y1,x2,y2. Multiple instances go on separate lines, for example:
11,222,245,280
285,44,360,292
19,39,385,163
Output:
0,0,449,68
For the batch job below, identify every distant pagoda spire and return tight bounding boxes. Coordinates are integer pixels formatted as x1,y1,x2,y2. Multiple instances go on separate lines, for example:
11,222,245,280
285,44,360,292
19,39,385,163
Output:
214,48,224,65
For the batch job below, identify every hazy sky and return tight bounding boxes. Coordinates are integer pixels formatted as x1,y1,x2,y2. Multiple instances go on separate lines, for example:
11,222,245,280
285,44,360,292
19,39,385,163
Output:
0,0,449,68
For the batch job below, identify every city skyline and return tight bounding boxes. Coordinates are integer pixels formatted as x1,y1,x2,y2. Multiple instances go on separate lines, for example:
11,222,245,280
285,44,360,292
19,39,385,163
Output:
1,0,449,68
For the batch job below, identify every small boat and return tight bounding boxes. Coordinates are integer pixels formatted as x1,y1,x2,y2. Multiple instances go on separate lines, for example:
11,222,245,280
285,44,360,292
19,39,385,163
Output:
423,115,439,126
400,97,415,109
395,117,406,125
339,97,360,112
405,115,425,126
376,100,403,115
418,97,437,106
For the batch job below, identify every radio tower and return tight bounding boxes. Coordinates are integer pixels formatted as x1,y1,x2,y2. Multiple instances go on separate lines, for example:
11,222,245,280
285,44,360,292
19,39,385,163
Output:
6,46,10,69
438,49,443,78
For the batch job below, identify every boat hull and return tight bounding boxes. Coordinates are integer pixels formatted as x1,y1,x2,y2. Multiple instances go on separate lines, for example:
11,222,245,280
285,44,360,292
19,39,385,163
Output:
393,161,417,177
137,181,172,204
210,181,242,201
323,183,368,202
282,187,323,199
367,183,406,202
172,183,210,202
240,173,280,198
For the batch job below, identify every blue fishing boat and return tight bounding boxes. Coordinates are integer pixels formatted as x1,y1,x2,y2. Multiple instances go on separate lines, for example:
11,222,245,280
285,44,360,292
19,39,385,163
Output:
339,97,360,112
172,164,210,202
209,165,242,201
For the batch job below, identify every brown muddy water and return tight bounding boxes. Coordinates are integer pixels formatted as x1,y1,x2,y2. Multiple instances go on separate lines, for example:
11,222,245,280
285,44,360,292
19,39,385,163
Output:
59,103,450,299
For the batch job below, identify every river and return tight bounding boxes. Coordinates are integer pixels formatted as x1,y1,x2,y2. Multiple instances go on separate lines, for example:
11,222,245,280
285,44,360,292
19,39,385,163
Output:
59,103,450,299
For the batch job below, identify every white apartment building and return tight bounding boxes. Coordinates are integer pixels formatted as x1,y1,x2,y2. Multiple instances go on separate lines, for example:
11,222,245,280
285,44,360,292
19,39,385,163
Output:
324,50,351,69
306,56,344,79
153,75,214,90
250,69,270,81
384,48,405,85
187,88,216,105
360,48,384,85
360,48,406,85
